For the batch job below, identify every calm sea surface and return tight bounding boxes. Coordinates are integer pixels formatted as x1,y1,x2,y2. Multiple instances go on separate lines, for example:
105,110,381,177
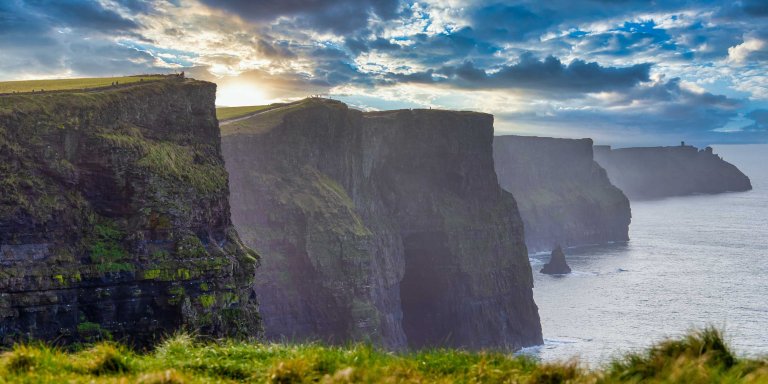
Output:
524,144,768,366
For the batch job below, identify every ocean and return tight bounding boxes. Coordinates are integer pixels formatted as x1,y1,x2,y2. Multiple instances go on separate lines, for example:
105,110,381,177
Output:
524,144,768,366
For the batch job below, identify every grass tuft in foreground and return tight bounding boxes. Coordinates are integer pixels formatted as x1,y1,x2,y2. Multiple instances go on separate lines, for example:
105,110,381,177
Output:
0,327,765,383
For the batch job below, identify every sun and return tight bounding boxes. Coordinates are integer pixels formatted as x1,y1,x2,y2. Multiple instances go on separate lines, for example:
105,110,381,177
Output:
216,83,268,106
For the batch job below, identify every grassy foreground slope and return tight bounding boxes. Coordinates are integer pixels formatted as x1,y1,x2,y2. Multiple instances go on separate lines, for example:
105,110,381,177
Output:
0,75,167,93
0,329,765,383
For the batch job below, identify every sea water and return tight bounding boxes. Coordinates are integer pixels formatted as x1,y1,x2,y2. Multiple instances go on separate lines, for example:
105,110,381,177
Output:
525,144,768,366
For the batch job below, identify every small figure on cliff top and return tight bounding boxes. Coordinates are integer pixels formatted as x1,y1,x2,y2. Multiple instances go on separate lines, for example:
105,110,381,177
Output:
540,245,571,275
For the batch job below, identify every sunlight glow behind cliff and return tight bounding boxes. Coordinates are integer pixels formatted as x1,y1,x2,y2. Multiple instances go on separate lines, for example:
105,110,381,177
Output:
216,83,268,107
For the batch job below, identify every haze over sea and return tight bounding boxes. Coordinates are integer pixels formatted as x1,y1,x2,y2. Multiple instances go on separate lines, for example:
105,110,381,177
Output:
526,144,768,366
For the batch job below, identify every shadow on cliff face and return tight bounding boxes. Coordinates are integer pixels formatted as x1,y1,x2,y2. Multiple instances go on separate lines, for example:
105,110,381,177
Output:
400,232,469,348
221,98,543,351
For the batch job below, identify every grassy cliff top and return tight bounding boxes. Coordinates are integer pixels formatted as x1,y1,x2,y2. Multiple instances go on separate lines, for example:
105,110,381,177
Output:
0,76,212,118
218,98,494,138
0,328,764,383
0,75,169,94
219,99,341,136
216,105,275,120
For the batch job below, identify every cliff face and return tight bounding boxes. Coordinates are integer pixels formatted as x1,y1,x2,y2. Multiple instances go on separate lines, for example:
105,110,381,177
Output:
493,135,631,253
594,145,753,200
0,78,260,346
222,99,542,351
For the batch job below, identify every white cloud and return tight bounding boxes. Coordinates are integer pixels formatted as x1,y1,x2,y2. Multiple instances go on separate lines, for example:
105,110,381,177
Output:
728,37,766,63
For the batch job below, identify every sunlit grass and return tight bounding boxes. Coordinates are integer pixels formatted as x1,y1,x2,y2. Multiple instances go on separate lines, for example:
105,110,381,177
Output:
216,105,273,121
0,327,764,383
0,75,167,93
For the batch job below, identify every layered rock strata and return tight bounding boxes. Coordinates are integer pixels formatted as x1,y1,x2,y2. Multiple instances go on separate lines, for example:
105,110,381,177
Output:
0,78,260,346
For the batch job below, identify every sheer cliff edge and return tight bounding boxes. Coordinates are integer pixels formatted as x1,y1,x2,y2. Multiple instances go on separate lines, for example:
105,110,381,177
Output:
0,78,260,346
494,135,631,253
221,99,542,351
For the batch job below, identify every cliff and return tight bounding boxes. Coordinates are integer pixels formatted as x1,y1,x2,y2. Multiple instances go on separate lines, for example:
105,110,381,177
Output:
221,99,542,351
493,135,631,253
594,144,753,200
0,78,260,346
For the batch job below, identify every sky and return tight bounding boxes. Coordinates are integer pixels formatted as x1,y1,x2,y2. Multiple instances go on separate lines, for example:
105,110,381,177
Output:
1,0,766,146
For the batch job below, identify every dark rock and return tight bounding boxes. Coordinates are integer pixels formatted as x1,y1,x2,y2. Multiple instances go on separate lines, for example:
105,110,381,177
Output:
0,77,260,347
593,144,752,200
540,246,571,275
493,135,631,253
221,99,542,351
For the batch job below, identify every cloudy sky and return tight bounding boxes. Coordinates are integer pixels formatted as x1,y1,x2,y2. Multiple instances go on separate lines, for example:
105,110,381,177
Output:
1,0,766,146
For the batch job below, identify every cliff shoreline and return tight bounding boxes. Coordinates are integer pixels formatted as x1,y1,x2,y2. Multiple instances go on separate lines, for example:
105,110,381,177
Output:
594,144,752,200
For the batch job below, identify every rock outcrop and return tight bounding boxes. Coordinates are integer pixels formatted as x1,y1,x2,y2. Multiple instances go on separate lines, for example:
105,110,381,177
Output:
594,144,753,200
222,99,542,351
493,135,631,253
540,246,571,275
0,77,260,346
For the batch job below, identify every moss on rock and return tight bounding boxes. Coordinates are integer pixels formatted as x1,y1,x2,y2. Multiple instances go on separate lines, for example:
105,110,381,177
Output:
0,77,261,346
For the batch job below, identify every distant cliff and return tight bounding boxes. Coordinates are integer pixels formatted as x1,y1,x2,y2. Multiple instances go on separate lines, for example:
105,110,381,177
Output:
222,99,542,351
594,144,752,200
493,136,631,253
0,78,260,346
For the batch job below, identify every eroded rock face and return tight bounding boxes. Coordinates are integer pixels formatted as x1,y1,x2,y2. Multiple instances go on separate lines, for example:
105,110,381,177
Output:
222,99,542,351
540,246,571,275
594,144,753,200
0,78,260,346
493,135,631,253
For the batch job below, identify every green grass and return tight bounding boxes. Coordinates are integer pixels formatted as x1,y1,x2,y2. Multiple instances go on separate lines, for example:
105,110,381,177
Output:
0,75,167,93
219,101,317,137
216,105,273,121
0,328,764,383
98,130,228,194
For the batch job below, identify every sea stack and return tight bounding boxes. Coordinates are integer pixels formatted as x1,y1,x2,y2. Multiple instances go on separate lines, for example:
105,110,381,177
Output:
540,246,572,275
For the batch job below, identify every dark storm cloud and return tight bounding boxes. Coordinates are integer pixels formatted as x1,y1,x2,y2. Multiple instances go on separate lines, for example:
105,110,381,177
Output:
256,39,297,60
744,110,768,131
23,0,139,31
385,54,651,94
742,0,768,17
66,41,162,75
198,0,400,34
0,0,167,78
308,46,376,87
495,77,753,146
716,0,768,20
469,3,558,42
345,37,401,54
